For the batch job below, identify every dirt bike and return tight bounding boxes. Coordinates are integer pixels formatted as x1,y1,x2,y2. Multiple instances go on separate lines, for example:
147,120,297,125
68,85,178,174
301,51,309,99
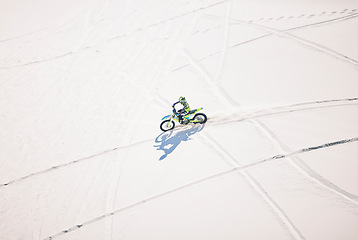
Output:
160,107,207,131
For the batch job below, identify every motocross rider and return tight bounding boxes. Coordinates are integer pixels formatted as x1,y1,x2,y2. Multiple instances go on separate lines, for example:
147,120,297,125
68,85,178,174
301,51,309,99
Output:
172,96,191,124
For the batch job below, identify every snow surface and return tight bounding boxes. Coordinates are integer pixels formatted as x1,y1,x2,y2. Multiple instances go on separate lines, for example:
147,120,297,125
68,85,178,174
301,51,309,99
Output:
1,0,358,239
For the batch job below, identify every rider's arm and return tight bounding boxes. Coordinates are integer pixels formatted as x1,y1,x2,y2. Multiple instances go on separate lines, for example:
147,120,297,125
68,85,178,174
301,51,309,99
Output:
172,101,183,115
172,101,180,108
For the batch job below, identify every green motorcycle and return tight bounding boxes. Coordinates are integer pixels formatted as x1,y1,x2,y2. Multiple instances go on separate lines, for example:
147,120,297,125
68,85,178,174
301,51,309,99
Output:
160,107,207,131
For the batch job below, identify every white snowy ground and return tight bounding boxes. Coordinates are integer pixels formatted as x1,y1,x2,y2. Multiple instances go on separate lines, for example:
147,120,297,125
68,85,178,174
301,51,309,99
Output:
1,0,358,239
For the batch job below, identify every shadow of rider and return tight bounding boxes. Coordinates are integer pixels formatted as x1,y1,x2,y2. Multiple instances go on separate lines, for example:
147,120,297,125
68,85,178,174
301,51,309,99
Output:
154,124,205,160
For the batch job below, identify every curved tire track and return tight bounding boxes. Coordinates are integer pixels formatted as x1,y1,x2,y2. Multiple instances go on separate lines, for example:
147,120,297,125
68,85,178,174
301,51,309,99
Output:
251,119,358,205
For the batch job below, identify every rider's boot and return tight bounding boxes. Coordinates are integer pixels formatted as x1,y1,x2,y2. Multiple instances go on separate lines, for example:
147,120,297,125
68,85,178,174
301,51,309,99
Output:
178,115,183,124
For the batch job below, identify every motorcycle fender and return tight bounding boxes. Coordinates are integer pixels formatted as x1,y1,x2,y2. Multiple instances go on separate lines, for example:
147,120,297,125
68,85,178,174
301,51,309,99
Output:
161,115,171,121
196,107,203,113
192,107,203,115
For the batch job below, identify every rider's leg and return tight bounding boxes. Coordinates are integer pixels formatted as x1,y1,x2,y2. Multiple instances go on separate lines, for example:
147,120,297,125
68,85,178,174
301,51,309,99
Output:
177,109,184,123
177,112,183,123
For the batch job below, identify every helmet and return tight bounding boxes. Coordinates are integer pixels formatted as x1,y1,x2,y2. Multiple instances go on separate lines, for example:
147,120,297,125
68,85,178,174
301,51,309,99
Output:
179,96,186,103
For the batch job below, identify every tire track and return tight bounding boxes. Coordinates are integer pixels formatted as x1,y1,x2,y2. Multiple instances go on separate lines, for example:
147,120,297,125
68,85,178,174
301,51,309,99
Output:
0,139,152,189
210,97,358,128
251,119,358,205
172,33,271,71
248,98,358,120
250,9,358,23
214,0,232,85
42,136,358,240
200,131,305,240
0,52,75,70
229,17,358,67
241,171,306,240
0,15,83,43
291,155,358,202
181,49,240,108
104,150,127,240
286,12,358,31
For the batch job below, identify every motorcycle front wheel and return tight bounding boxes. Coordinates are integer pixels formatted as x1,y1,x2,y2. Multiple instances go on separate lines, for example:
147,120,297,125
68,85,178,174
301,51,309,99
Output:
160,120,175,131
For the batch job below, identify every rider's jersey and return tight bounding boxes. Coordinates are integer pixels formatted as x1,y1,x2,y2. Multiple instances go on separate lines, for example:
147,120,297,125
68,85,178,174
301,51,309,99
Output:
172,101,190,113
